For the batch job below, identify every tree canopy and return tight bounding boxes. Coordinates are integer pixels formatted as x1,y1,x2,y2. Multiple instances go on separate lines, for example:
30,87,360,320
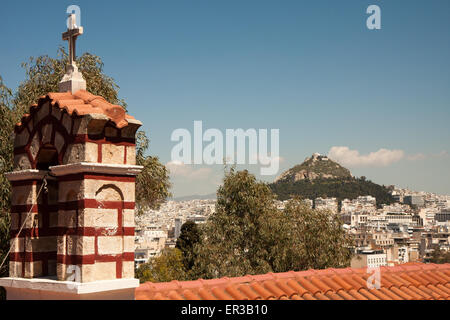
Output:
0,76,14,282
135,131,171,213
189,168,353,280
135,248,187,283
269,198,353,272
134,168,354,284
175,220,201,274
429,246,450,264
13,47,126,116
192,168,279,279
270,177,395,208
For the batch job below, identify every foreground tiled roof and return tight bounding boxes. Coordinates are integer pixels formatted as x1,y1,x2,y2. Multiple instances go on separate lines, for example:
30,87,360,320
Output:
17,90,134,129
135,263,450,300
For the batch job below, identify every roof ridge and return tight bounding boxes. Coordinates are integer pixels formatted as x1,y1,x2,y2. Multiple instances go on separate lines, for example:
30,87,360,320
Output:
136,263,450,300
16,90,133,130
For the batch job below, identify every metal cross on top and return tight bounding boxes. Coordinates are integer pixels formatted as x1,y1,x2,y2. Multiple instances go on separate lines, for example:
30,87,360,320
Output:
62,14,83,65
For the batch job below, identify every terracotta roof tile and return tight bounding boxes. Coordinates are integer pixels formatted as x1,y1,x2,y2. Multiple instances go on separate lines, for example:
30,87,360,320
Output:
325,291,344,300
359,290,377,300
347,289,369,300
167,291,184,300
366,288,390,300
407,285,432,300
225,285,247,300
401,286,428,300
435,271,450,283
285,279,310,297
262,281,287,299
135,263,450,300
427,285,449,299
295,277,321,295
182,290,201,300
210,287,232,300
277,282,302,299
197,288,217,300
250,283,275,300
238,285,259,300
17,90,136,130
437,284,450,296
309,277,333,294
336,290,355,300
153,292,166,300
380,287,403,300
314,292,330,300
319,276,344,292
301,293,316,300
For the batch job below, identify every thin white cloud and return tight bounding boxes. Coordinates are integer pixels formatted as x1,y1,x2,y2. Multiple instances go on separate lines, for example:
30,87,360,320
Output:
327,146,404,167
433,150,449,158
406,151,449,161
407,153,426,161
166,161,214,180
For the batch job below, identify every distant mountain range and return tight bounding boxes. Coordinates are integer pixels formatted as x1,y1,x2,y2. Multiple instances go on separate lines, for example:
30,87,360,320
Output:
270,153,395,206
172,193,217,202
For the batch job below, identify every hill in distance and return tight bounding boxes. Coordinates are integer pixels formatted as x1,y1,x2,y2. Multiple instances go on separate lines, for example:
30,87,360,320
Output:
274,153,352,183
270,153,394,206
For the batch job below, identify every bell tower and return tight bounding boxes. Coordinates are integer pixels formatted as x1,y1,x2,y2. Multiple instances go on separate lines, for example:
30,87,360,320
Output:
0,12,143,300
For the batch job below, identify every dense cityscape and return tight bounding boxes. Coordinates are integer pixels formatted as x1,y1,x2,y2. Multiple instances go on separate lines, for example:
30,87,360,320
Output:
134,187,450,269
1,1,449,304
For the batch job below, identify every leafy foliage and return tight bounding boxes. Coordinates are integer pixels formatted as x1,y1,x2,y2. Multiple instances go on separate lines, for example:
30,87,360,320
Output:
192,168,278,279
136,222,200,284
270,177,395,207
135,131,172,214
136,248,187,283
134,168,353,284
269,198,353,272
175,221,201,274
0,216,10,278
191,168,353,280
0,77,13,282
429,246,450,264
13,47,126,117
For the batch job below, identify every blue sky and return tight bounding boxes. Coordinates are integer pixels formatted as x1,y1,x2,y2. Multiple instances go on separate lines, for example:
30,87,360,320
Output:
1,0,449,197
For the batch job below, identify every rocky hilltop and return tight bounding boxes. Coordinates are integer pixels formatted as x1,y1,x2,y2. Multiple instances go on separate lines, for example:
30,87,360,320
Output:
270,153,394,205
275,153,352,183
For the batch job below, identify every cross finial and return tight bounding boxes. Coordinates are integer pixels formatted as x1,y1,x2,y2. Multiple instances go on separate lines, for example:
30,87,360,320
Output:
59,12,86,93
63,13,83,65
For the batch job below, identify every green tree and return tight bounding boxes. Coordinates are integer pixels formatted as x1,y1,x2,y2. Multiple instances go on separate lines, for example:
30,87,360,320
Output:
135,131,171,213
193,168,279,279
270,177,394,207
192,168,353,280
0,77,14,280
270,198,353,272
175,220,201,275
0,76,14,299
13,47,126,117
429,246,450,264
136,248,187,283
0,49,171,281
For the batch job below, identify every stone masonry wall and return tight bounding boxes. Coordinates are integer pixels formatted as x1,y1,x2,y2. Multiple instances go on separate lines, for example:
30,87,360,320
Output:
9,93,141,282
